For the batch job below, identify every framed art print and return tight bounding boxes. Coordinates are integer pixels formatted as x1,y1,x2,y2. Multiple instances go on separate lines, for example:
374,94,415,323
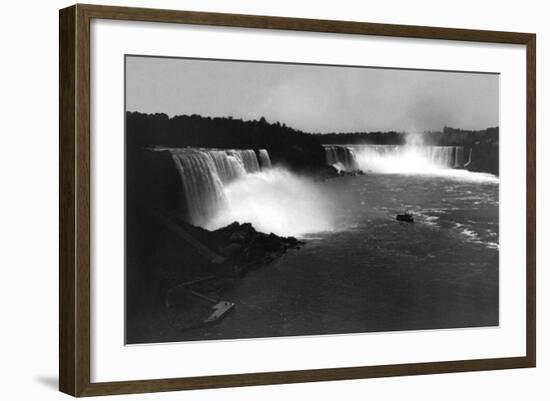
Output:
59,4,536,396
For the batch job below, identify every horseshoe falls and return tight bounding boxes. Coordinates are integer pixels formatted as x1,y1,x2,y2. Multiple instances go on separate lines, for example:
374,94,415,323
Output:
323,144,473,175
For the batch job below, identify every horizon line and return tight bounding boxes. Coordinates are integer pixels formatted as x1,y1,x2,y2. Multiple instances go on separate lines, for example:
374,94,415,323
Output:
125,110,499,135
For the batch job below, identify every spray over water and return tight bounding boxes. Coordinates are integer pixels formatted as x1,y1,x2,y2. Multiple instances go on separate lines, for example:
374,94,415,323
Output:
169,148,336,236
323,132,495,184
208,168,335,236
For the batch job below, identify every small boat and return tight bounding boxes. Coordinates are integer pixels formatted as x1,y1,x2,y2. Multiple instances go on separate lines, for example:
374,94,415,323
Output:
396,213,414,223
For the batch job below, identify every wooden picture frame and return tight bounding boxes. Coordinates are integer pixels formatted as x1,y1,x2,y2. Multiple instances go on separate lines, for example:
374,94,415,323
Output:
59,3,536,397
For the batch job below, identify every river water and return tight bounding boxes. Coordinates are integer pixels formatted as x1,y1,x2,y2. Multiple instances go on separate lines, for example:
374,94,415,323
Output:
173,169,499,341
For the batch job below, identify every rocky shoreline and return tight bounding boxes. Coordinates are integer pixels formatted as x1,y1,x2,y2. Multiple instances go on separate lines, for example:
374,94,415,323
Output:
125,211,304,341
184,220,304,276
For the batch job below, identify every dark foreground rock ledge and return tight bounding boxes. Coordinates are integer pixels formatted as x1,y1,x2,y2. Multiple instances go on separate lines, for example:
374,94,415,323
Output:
186,221,304,276
125,216,304,339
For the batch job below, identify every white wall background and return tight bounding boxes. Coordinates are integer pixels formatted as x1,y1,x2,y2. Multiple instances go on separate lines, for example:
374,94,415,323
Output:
0,0,546,399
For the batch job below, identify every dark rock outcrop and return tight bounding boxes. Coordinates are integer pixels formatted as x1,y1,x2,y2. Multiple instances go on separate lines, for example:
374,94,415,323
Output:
186,221,303,275
126,210,304,341
126,147,184,218
337,169,365,177
466,144,499,176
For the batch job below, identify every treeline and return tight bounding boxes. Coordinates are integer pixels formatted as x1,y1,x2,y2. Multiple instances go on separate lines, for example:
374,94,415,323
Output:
126,112,327,173
313,131,406,145
313,126,499,147
127,112,499,174
425,127,499,175
423,126,499,146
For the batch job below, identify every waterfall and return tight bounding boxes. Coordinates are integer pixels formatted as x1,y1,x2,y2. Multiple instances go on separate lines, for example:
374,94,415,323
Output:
168,147,269,226
228,150,261,173
323,144,470,173
208,150,244,183
324,145,358,172
226,154,247,178
171,149,228,227
259,149,272,169
454,146,464,168
463,148,472,167
426,146,456,167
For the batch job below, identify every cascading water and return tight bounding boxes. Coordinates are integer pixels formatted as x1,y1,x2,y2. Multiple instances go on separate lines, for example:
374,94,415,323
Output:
453,146,464,168
259,149,272,169
163,143,488,238
208,150,244,183
207,168,335,236
323,144,472,174
168,148,268,227
164,146,335,236
171,149,229,227
324,145,358,172
464,148,472,167
226,154,247,178
422,146,457,167
228,149,261,173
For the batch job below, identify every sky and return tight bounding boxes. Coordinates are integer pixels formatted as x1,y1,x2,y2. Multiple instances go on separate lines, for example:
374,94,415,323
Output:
126,56,499,134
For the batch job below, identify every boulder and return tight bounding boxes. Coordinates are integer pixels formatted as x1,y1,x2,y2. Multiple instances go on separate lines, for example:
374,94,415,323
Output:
219,242,243,257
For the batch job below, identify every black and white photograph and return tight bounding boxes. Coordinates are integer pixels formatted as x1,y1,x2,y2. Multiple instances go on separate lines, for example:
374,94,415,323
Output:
125,55,500,345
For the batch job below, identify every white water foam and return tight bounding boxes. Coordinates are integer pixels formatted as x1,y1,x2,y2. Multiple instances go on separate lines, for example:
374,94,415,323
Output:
327,144,498,184
454,222,499,250
207,167,336,237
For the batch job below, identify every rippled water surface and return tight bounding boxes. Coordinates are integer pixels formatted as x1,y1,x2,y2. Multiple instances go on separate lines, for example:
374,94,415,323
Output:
173,171,499,341
319,172,499,250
